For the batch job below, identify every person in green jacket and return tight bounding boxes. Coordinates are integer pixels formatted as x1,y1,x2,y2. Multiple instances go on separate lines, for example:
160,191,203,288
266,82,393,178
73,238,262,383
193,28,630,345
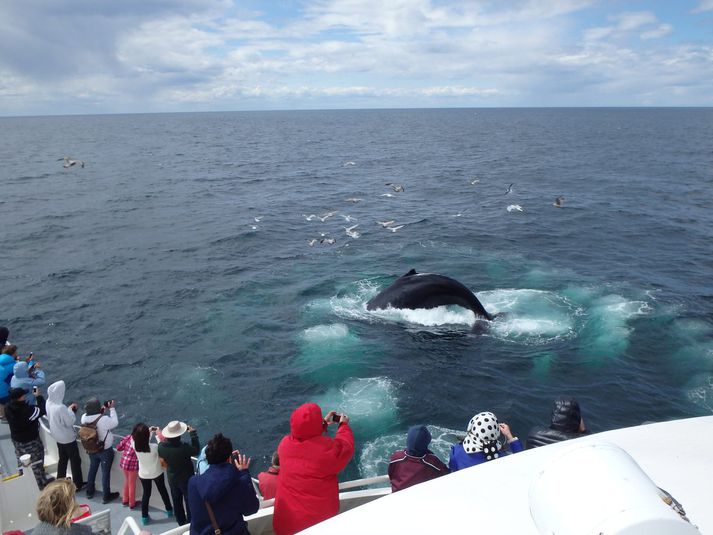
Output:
158,420,200,526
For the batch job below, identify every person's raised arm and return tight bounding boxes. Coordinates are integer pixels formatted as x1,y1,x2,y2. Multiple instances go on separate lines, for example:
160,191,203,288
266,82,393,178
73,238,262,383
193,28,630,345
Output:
325,413,355,474
187,425,200,454
105,401,119,429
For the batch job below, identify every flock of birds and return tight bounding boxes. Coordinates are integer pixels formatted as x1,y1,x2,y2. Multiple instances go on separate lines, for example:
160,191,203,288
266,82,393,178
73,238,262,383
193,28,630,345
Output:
248,163,567,248
58,156,565,248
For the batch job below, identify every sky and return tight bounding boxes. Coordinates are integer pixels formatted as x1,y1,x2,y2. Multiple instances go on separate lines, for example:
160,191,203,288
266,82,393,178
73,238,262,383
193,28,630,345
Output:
1,0,712,115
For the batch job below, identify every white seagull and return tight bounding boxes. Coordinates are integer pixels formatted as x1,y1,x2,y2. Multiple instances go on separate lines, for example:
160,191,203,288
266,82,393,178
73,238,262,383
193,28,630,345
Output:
58,156,85,168
470,178,480,185
343,161,356,167
377,220,395,227
344,224,360,239
507,204,523,212
308,239,318,247
341,214,357,223
345,197,362,203
380,193,395,198
385,182,405,192
505,183,514,195
386,225,405,232
254,216,263,222
318,211,338,222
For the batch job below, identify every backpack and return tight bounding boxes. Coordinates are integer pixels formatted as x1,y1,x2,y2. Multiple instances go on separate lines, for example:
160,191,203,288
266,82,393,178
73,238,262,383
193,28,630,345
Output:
79,415,107,454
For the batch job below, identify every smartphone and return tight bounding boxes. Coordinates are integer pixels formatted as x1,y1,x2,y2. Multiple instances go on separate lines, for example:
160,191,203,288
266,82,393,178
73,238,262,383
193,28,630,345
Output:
331,413,341,423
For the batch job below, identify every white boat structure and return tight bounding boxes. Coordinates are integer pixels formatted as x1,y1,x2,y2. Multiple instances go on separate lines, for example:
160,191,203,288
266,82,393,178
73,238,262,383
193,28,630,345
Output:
1,416,711,534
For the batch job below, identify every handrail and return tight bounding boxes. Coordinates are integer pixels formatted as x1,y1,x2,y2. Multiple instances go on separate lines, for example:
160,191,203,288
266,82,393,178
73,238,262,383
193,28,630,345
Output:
338,475,389,491
115,515,141,535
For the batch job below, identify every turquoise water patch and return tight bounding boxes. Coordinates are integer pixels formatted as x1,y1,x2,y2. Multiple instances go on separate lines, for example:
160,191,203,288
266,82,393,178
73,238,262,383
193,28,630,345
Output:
479,288,577,343
358,425,460,478
294,323,367,384
577,294,650,359
313,377,399,439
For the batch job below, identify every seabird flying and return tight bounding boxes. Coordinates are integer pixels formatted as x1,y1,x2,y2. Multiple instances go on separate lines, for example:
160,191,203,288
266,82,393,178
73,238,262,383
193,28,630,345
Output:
58,156,85,168
377,220,395,227
320,237,336,245
470,178,480,185
507,204,523,212
385,182,405,192
344,224,360,239
318,211,337,222
553,196,565,208
341,214,357,223
386,225,405,232
343,161,356,167
505,183,514,195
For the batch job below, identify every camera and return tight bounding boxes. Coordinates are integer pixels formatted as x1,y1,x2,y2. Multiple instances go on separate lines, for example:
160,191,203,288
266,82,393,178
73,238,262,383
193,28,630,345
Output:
103,400,114,408
331,413,341,423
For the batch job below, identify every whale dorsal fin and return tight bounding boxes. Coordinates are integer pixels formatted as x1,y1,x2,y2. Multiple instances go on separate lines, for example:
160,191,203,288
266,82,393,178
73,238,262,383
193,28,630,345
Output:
403,269,417,277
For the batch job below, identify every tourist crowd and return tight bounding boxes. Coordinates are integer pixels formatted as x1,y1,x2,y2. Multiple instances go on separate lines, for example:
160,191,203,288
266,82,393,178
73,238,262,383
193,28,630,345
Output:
2,326,588,535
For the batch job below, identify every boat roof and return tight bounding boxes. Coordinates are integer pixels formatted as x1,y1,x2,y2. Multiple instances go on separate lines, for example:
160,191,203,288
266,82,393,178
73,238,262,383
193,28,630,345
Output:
302,416,713,534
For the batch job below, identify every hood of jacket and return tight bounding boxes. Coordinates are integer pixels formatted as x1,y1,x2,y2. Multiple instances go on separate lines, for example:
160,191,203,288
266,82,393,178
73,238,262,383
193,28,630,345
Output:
406,425,432,456
193,463,241,502
13,361,29,378
550,397,581,432
47,380,65,405
290,403,325,440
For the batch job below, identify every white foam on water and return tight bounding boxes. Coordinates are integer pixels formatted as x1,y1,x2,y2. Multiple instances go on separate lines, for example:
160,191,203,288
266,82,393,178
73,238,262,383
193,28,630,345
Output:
314,377,399,432
358,425,461,478
369,305,475,327
686,372,713,412
480,288,578,343
580,293,651,357
300,323,350,342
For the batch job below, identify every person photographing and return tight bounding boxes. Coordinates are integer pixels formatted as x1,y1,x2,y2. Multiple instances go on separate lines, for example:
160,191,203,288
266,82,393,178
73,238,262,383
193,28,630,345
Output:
273,404,354,535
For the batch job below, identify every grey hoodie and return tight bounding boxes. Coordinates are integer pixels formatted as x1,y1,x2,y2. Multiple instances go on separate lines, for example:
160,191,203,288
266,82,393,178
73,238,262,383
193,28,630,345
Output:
10,361,46,406
47,381,78,444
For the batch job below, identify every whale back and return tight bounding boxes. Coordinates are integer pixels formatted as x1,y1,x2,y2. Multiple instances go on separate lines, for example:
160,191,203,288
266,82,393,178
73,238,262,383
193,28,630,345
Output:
366,269,493,320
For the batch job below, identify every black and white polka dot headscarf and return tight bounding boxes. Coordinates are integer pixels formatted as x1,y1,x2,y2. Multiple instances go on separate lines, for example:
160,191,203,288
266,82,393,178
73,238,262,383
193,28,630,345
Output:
462,411,502,461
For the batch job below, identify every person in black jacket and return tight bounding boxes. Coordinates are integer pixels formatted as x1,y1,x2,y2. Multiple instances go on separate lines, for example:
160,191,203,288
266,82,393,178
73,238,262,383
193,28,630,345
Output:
526,396,588,449
5,387,54,488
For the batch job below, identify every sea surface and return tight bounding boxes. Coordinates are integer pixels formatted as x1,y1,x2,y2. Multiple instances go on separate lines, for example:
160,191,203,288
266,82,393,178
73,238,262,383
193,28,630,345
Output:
1,108,712,478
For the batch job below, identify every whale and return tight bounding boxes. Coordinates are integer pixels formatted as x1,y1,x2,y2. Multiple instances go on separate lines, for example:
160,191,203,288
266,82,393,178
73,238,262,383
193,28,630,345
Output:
366,269,495,321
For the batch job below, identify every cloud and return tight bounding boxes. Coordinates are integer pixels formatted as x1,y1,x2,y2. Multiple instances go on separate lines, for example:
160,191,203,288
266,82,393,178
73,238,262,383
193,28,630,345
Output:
0,1,711,114
641,24,673,40
692,0,713,13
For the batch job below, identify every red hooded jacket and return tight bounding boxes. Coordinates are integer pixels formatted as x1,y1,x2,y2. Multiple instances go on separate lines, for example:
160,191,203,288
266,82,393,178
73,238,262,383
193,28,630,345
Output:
273,403,355,535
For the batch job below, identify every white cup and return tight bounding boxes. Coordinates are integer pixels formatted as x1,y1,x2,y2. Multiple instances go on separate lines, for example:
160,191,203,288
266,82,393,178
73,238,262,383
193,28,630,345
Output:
19,454,32,467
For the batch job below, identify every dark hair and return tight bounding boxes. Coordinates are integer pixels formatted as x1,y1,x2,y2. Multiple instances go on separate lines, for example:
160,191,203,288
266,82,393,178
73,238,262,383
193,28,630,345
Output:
132,423,150,453
205,433,233,465
271,451,280,467
2,344,17,356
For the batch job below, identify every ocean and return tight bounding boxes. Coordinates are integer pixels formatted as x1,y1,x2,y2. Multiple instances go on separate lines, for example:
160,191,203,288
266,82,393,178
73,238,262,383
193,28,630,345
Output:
1,108,712,479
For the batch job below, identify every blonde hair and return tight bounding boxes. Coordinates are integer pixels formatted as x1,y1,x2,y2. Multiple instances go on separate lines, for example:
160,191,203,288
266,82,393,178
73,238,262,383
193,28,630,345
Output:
36,479,79,528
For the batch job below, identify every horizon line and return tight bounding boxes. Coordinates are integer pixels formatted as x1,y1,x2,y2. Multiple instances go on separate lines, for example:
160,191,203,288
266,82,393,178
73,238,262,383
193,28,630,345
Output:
2,105,712,120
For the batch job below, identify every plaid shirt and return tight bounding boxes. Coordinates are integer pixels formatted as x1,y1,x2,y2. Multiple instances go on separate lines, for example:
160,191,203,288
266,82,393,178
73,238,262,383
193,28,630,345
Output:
117,434,139,471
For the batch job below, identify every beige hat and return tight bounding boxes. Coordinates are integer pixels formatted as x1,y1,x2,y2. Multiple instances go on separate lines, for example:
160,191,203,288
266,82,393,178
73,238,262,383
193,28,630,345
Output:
162,420,188,438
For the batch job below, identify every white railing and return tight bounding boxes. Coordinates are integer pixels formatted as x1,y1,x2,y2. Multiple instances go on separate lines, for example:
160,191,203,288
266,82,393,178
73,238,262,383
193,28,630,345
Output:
338,475,389,491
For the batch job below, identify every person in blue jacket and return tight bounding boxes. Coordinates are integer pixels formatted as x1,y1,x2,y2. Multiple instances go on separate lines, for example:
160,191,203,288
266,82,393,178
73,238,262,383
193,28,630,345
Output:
0,347,16,419
10,360,46,406
449,411,523,472
187,433,259,535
